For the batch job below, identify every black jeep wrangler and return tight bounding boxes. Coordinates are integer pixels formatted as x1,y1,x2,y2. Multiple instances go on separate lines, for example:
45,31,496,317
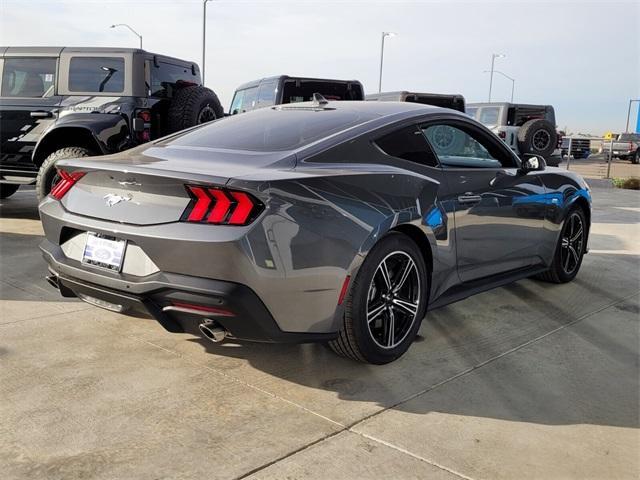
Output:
0,47,223,200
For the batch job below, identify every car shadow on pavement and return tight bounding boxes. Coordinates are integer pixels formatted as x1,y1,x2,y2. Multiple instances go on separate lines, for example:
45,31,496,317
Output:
183,251,639,430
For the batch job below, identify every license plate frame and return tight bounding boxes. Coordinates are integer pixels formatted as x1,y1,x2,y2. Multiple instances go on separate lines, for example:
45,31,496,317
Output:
82,232,127,272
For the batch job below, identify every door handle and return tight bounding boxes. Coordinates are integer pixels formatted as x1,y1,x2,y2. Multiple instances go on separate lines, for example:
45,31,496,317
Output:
30,111,53,118
458,194,482,204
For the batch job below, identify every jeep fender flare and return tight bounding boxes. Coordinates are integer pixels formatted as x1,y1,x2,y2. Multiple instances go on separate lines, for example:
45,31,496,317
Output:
32,113,131,166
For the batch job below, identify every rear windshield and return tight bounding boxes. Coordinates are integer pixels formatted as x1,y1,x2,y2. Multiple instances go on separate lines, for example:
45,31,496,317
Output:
168,106,372,152
618,133,640,142
69,57,125,93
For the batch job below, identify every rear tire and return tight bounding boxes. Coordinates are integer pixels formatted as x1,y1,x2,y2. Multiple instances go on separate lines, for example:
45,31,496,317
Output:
517,119,557,158
535,207,586,283
328,232,429,364
36,147,93,202
632,151,640,164
0,184,20,199
167,86,223,133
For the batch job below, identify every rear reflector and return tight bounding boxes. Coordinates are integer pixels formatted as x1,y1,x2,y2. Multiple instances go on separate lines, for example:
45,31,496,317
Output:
183,185,263,226
50,170,85,200
338,275,351,305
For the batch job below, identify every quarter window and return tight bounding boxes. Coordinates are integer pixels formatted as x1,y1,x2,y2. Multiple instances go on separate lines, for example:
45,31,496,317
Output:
68,57,125,93
256,81,277,107
1,58,57,97
229,86,258,114
150,61,196,97
478,106,501,125
375,126,439,167
422,124,514,168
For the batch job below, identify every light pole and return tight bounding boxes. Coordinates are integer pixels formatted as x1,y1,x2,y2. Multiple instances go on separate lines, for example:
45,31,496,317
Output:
483,70,515,102
110,24,142,49
202,0,215,86
625,99,640,133
488,53,506,102
378,31,397,93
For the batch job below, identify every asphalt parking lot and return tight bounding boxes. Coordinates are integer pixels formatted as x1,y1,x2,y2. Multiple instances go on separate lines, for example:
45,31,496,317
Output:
1,187,638,480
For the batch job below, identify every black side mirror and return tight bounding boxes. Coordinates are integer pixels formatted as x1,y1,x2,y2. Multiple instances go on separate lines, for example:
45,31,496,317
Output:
520,154,546,173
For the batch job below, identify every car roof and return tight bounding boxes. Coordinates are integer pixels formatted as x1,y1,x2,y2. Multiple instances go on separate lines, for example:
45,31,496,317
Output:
467,102,553,109
0,46,197,65
234,75,363,91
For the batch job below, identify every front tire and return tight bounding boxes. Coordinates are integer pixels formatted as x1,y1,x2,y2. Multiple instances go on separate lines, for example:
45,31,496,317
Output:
329,232,429,364
0,184,20,199
535,207,587,283
36,147,93,202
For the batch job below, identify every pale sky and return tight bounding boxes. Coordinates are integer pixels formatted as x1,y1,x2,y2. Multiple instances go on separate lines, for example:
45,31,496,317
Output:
1,0,638,134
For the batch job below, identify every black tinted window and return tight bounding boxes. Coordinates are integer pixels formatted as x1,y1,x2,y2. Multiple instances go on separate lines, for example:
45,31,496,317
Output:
422,123,515,168
150,61,196,97
619,133,640,142
69,57,124,93
507,106,554,126
1,58,56,97
169,107,373,152
375,126,439,167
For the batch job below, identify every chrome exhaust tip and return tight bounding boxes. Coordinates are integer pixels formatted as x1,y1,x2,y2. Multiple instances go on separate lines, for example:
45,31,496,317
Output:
46,274,59,290
198,321,227,343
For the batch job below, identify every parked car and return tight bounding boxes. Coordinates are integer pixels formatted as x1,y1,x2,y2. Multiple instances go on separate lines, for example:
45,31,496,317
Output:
560,136,592,160
366,91,465,112
40,98,591,364
601,133,640,164
229,75,364,114
466,102,559,160
0,46,222,200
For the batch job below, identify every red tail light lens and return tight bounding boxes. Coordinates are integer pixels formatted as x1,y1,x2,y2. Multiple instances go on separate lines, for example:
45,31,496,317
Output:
182,185,263,226
50,170,85,200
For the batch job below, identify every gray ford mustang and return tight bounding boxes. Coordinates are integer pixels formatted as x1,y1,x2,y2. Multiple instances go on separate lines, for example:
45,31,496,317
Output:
39,99,591,364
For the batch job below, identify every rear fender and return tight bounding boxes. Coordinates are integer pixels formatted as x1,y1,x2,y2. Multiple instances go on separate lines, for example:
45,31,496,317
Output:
33,113,132,165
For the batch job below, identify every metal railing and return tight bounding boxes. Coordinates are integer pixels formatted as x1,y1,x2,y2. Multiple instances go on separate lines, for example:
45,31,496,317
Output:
563,135,616,179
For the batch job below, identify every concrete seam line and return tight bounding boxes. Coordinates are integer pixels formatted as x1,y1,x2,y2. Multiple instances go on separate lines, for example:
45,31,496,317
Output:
356,431,475,480
90,317,346,429
0,306,93,327
348,290,640,429
233,430,346,480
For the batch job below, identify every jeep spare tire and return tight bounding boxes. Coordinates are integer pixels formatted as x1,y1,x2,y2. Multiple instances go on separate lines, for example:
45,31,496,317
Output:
517,119,557,158
168,86,223,133
36,146,94,202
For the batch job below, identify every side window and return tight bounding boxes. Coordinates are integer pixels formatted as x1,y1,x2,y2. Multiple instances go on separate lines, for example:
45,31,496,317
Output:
256,81,277,108
1,57,57,97
68,57,124,93
229,86,258,114
375,125,439,167
478,107,501,125
422,124,515,169
150,61,195,97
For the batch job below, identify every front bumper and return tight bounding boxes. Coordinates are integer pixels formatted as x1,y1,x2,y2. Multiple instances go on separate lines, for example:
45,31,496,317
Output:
41,239,336,343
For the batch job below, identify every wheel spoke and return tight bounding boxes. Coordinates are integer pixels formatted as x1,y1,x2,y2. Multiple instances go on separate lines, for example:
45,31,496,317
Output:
386,308,395,347
378,260,392,291
568,245,579,267
367,303,386,324
392,298,419,316
393,258,416,293
570,226,583,242
563,248,571,271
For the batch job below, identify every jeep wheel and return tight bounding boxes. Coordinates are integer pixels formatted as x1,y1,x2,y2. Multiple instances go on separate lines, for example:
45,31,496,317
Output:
167,86,223,133
632,151,640,164
0,184,20,199
517,119,557,158
36,147,93,202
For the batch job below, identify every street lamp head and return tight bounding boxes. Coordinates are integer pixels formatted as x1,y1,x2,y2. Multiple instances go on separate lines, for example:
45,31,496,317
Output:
383,31,398,38
110,24,116,28
493,53,506,59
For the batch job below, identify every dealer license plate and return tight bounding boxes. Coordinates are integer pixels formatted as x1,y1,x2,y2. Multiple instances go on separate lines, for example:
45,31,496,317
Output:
82,232,126,272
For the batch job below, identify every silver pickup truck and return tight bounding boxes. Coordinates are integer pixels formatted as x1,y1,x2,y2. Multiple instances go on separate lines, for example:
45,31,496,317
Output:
602,133,640,164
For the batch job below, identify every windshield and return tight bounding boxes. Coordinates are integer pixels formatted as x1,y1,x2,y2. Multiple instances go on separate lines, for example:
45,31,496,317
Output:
168,106,374,152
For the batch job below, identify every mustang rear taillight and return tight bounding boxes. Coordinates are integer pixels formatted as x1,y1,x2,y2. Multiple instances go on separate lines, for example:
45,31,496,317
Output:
50,170,85,200
182,185,263,226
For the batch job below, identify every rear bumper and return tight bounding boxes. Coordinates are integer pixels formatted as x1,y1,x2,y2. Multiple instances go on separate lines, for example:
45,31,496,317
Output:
40,238,337,343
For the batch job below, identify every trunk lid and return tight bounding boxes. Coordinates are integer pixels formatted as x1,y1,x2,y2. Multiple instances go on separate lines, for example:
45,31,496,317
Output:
58,145,294,225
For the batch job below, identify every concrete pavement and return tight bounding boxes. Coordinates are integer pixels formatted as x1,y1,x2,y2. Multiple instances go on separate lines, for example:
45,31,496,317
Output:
1,187,638,479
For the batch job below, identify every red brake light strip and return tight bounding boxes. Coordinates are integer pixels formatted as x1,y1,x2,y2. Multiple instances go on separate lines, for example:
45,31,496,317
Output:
184,185,261,226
